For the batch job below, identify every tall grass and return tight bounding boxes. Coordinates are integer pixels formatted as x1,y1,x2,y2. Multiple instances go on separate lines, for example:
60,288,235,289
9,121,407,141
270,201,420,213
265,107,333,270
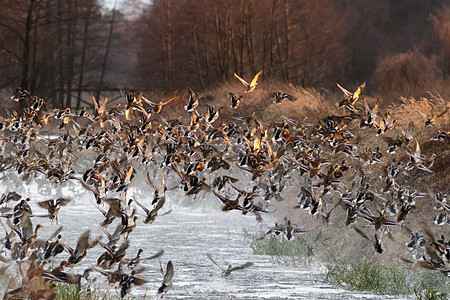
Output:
325,260,450,298
244,230,450,298
325,260,410,295
55,283,121,300
244,228,311,266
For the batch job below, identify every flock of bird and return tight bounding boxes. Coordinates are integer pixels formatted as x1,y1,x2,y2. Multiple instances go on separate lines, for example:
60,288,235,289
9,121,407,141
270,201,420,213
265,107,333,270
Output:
0,70,448,299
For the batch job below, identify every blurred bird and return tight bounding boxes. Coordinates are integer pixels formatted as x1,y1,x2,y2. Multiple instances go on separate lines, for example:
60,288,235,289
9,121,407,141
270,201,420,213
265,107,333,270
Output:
207,253,253,277
158,260,174,298
229,92,242,109
336,82,366,110
418,107,448,126
272,92,296,104
184,88,200,112
37,198,71,224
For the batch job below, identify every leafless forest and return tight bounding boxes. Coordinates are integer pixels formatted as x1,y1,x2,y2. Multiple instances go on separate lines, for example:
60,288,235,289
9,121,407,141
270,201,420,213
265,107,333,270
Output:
0,1,450,299
1,0,450,109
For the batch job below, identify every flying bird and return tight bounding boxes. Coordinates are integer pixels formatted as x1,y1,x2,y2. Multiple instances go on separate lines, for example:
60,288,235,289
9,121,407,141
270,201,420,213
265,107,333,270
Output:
207,253,253,277
234,70,262,93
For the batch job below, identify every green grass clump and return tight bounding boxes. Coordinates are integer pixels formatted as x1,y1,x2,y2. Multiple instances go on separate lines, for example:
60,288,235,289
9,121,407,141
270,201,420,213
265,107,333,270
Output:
325,260,450,298
56,283,121,300
244,229,311,266
411,270,450,300
325,260,410,295
414,287,448,300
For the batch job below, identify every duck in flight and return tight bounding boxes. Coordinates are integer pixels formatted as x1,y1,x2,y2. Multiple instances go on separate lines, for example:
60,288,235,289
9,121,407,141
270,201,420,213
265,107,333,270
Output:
234,70,262,93
336,82,366,111
207,253,253,277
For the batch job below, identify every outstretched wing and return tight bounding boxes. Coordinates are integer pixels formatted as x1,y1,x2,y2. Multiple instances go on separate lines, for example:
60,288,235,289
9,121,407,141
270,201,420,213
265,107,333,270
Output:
249,71,262,89
146,172,158,192
149,197,165,216
230,262,253,272
352,82,366,102
144,249,164,260
336,83,352,98
207,253,225,272
37,200,51,209
431,107,449,122
162,260,174,285
234,73,249,87
134,199,151,215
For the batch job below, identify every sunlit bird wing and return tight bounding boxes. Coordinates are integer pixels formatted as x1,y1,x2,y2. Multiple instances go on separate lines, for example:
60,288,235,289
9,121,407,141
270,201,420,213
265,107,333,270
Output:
234,73,249,87
248,70,263,92
336,83,352,98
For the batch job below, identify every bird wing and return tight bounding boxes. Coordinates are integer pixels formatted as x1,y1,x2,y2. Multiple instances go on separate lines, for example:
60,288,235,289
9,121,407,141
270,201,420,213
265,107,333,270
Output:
57,198,71,206
144,249,164,260
134,199,151,215
230,262,254,272
132,276,148,286
48,226,63,241
146,172,158,192
431,107,448,122
99,97,108,112
37,200,51,209
336,83,352,98
92,96,99,113
207,253,225,272
74,230,90,257
124,165,134,183
352,82,366,102
141,96,157,107
212,190,227,204
159,173,166,195
373,98,379,113
150,197,165,216
234,73,249,87
187,88,196,99
162,260,174,285
249,71,262,89
354,226,370,241
162,96,176,106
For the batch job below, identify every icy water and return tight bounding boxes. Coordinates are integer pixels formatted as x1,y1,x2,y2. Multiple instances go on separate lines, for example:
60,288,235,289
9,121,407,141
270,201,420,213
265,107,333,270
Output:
13,182,413,299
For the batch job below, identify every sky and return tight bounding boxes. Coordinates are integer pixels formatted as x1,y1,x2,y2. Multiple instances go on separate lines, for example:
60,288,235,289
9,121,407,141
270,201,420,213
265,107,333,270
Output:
102,0,151,15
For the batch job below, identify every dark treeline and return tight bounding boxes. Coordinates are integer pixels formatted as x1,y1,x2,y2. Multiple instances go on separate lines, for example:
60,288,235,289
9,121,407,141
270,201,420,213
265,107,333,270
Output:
135,0,450,92
0,0,449,108
0,0,135,109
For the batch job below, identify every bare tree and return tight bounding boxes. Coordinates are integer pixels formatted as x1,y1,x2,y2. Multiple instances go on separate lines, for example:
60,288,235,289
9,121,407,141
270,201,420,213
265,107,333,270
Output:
430,6,450,79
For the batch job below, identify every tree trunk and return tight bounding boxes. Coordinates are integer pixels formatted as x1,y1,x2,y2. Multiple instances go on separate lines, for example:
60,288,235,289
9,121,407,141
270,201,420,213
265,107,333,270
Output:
30,3,40,93
283,0,290,81
65,0,78,108
96,0,117,101
239,0,245,75
202,16,211,86
162,0,172,90
214,6,225,81
57,0,65,107
76,3,91,110
274,22,287,82
193,27,205,89
245,1,256,75
21,0,37,93
268,0,277,78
